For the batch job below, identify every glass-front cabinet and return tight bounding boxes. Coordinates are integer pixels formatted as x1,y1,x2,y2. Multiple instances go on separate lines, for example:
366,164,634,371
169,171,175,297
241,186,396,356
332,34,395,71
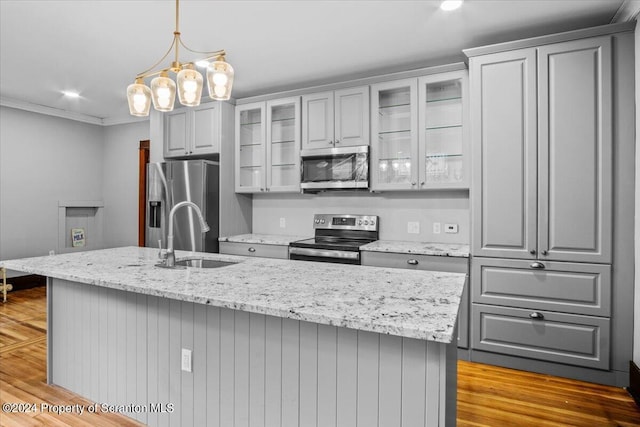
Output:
370,70,468,191
370,78,419,190
266,97,301,192
235,97,301,193
236,102,265,192
419,70,468,189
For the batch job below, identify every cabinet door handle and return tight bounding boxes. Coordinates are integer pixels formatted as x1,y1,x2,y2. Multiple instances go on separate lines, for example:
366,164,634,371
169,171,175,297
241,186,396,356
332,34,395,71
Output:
248,247,256,253
407,259,419,265
420,182,425,186
335,139,340,144
411,182,416,186
541,250,548,256
529,249,536,255
530,262,545,269
529,312,544,320
329,141,333,145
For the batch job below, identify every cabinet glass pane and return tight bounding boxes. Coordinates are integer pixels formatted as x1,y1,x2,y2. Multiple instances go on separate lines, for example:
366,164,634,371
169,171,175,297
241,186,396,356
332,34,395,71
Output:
239,144,263,168
239,108,263,146
270,164,298,188
239,166,262,188
378,158,412,184
271,104,296,143
271,141,296,166
376,86,413,185
423,78,464,185
424,126,463,156
425,155,463,183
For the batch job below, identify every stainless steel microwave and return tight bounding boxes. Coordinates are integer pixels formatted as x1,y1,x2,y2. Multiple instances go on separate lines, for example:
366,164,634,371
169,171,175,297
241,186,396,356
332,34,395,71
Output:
300,145,369,191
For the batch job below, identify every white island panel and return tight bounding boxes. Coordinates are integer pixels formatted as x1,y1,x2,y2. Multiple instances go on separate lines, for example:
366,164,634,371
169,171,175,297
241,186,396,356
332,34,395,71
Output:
48,278,456,427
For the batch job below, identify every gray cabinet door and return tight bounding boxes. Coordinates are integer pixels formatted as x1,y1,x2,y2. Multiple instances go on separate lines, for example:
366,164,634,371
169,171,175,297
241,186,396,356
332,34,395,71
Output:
164,109,190,158
537,37,612,263
302,91,334,150
470,49,537,259
192,103,220,156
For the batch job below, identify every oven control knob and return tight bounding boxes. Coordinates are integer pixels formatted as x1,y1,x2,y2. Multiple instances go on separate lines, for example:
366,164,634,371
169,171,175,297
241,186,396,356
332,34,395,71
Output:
370,219,375,226
358,220,363,225
363,220,369,225
320,219,325,224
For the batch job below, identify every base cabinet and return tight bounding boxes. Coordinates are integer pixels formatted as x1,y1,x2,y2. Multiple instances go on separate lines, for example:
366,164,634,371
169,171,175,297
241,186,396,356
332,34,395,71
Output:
219,241,289,259
471,304,610,370
361,251,469,349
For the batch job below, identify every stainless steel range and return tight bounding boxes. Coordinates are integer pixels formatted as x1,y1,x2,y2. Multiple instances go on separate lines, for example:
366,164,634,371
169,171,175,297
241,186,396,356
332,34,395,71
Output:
289,214,379,265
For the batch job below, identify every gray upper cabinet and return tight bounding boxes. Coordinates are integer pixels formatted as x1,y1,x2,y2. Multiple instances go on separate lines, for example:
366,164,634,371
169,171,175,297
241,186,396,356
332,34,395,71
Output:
302,86,369,150
471,37,612,264
164,103,222,158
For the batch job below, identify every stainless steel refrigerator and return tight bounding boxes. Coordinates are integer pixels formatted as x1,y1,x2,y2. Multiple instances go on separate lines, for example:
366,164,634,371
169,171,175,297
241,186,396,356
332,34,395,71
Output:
145,160,219,253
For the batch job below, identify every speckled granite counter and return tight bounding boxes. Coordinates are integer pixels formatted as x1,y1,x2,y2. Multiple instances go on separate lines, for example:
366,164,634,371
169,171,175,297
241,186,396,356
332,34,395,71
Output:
360,240,470,258
1,246,465,343
219,234,310,245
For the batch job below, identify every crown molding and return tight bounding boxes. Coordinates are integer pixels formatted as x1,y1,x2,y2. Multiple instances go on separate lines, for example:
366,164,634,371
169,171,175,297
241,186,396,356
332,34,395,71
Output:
611,0,640,23
0,96,103,125
0,97,149,127
101,115,149,127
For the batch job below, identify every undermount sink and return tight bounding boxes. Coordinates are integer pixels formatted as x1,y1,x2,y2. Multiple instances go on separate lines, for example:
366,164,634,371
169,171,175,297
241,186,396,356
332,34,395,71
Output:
156,257,238,269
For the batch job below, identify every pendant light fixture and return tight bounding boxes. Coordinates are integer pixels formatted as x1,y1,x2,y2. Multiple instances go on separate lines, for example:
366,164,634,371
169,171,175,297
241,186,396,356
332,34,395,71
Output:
126,0,234,117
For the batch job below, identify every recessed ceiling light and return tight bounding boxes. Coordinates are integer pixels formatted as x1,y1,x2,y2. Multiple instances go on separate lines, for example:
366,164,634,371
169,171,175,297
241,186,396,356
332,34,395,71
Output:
62,91,80,98
441,0,463,11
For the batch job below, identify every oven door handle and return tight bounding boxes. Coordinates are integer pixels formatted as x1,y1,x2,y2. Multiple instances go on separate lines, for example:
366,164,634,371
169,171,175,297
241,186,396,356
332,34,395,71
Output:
289,247,360,260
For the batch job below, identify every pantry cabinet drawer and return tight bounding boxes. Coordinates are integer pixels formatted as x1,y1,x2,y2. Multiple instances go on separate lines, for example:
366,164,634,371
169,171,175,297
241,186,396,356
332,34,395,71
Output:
219,242,289,259
361,251,468,273
472,257,610,316
472,304,610,369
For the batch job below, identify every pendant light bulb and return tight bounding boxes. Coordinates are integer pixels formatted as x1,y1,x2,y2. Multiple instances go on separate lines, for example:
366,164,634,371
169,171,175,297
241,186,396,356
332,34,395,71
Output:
177,65,203,107
126,79,152,117
151,73,176,112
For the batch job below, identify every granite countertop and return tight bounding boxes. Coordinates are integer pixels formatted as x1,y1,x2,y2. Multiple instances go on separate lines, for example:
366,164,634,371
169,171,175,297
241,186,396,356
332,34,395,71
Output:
219,234,310,245
360,240,470,258
1,247,466,343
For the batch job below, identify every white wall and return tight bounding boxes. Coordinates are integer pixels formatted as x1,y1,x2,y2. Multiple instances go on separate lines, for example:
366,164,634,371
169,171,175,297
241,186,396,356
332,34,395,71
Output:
102,121,149,248
252,191,469,243
0,106,104,261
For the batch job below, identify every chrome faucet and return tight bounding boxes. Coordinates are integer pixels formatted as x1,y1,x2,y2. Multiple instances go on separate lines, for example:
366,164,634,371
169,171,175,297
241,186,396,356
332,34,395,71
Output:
163,201,210,267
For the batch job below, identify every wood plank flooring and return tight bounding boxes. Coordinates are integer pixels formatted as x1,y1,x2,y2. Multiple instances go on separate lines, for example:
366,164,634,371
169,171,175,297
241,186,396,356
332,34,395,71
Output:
1,286,639,426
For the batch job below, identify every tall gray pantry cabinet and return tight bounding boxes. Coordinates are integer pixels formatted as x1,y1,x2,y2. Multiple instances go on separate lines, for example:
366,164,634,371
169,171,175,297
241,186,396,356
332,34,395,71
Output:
465,23,635,386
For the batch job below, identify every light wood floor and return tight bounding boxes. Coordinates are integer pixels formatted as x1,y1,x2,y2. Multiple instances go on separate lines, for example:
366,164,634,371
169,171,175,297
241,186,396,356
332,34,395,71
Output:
1,286,639,426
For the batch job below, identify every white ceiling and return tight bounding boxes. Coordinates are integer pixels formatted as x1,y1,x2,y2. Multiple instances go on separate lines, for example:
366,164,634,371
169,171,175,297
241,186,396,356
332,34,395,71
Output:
0,0,628,123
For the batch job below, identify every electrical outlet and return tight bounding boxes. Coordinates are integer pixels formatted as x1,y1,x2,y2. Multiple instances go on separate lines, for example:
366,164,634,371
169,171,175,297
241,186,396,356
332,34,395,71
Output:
181,349,192,372
279,217,286,228
407,221,420,234
445,223,459,234
433,222,441,234
433,222,440,234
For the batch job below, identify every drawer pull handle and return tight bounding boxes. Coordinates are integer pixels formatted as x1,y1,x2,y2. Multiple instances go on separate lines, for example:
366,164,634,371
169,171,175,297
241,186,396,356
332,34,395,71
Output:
248,247,256,253
529,312,544,320
407,259,419,265
530,262,545,269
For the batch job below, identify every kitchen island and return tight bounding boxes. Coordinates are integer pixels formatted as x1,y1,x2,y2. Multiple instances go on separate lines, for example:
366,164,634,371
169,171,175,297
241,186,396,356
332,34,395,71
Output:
1,246,466,427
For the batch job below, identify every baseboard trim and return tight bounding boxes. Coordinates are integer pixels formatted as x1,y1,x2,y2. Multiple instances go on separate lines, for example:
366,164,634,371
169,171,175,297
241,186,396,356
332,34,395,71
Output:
5,274,46,291
628,361,640,407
